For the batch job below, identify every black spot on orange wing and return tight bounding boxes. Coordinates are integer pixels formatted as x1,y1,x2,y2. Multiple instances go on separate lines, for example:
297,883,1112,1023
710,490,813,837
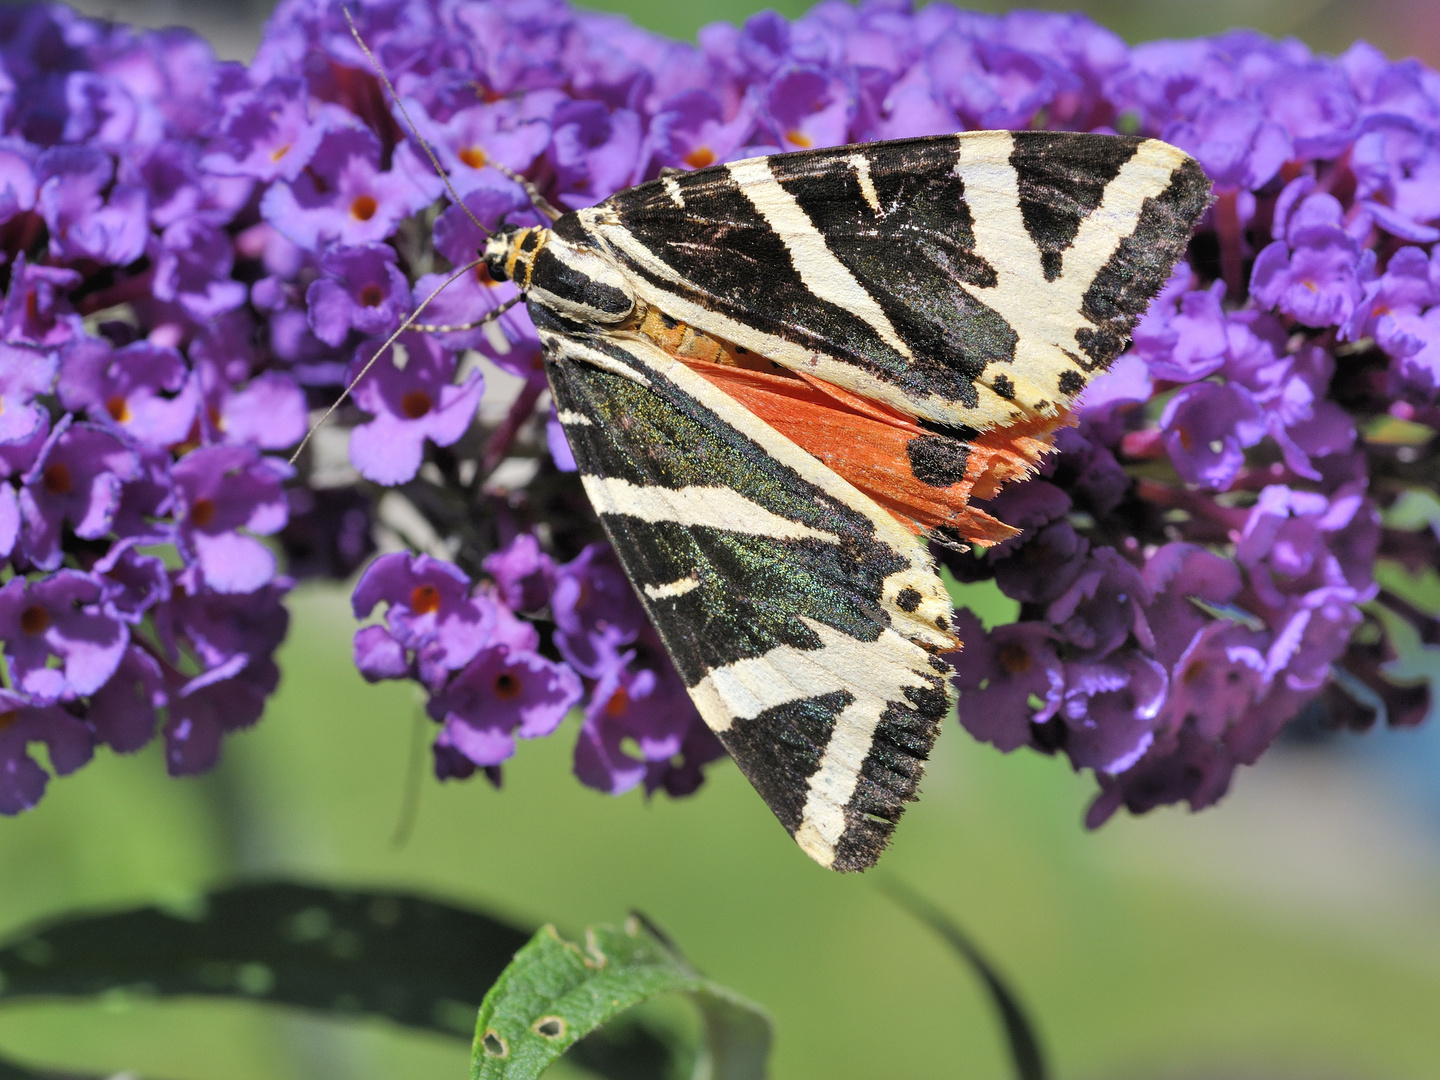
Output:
906,434,970,488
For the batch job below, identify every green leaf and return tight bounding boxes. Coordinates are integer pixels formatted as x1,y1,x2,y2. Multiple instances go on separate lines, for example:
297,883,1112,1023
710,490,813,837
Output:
1383,488,1440,532
471,916,771,1080
882,882,1048,1080
0,882,531,1037
1370,603,1440,728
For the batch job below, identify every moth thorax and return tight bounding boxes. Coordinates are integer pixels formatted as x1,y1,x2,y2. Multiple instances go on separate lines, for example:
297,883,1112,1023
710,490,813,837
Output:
508,229,635,325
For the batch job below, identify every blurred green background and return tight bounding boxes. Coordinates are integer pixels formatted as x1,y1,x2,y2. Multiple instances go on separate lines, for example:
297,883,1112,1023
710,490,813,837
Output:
5,1,1440,1078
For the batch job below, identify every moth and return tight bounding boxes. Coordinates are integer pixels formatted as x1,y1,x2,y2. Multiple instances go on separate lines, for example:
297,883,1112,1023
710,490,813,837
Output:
474,131,1208,872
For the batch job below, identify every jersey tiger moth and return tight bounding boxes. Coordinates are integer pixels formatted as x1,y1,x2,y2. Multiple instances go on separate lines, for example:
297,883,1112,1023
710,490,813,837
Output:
467,131,1209,871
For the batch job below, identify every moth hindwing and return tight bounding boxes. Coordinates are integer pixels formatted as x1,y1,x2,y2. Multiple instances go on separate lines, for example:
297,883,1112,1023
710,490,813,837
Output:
482,130,1210,871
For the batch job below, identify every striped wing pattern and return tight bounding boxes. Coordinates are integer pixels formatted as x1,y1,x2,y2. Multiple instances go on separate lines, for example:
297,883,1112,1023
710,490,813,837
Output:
577,131,1209,431
535,308,954,871
515,131,1209,870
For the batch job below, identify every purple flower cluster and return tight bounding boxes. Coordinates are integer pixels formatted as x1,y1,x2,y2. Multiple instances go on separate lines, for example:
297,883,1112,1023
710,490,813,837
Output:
7,0,1438,826
941,31,1440,822
0,7,309,812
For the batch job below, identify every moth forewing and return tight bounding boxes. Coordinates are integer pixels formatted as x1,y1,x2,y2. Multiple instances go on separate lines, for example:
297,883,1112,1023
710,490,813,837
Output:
580,131,1209,431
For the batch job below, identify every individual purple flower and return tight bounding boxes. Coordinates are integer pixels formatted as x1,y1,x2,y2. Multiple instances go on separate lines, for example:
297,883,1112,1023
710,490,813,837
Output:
1132,280,1228,383
151,218,249,322
162,656,279,775
0,346,56,448
172,445,292,595
200,76,326,183
34,144,148,266
1,257,82,347
0,690,94,815
210,370,309,451
574,655,719,796
1046,546,1154,661
347,331,483,486
354,624,409,682
351,552,495,687
1387,309,1440,400
305,242,411,346
57,337,200,449
0,571,128,702
161,579,292,674
765,66,854,151
427,644,582,768
402,94,554,195
0,139,38,225
1057,650,1169,774
88,645,165,753
1350,119,1440,237
927,30,1077,131
1257,62,1357,161
1161,98,1290,191
1085,727,1236,828
646,89,759,171
94,537,171,624
483,532,556,613
1250,199,1371,328
547,99,644,209
19,419,141,571
949,610,1063,752
259,118,439,252
552,543,649,678
1159,382,1266,490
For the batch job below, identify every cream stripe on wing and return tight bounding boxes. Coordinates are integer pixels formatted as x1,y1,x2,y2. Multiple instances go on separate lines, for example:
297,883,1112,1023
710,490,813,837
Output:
643,576,700,601
688,620,931,733
727,156,913,360
688,619,935,869
794,693,889,865
580,475,839,543
1053,139,1190,309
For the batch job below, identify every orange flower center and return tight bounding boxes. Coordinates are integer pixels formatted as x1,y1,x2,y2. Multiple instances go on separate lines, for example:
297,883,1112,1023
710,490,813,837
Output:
409,584,441,615
459,146,488,169
683,145,716,169
41,462,72,495
0,710,18,732
785,129,813,148
604,687,630,718
350,194,379,221
493,671,521,700
358,283,385,308
998,642,1032,675
19,605,49,635
400,390,433,419
190,497,216,527
270,143,292,163
106,395,132,422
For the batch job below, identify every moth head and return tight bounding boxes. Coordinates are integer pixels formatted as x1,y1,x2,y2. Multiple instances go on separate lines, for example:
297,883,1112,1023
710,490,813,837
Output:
482,225,520,283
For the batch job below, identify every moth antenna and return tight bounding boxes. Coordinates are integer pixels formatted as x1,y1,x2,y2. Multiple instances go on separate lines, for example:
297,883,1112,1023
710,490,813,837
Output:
341,6,491,239
410,293,521,333
485,158,564,223
288,257,485,465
